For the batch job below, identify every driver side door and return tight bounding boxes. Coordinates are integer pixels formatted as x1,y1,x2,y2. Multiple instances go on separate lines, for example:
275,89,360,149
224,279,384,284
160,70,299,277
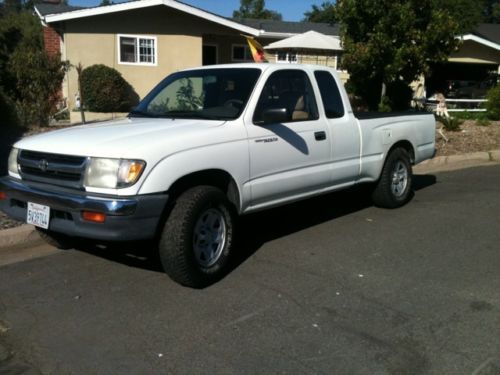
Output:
245,69,332,208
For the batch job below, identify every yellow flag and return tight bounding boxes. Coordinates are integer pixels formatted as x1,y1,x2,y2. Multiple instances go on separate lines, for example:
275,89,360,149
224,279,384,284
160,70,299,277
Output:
244,35,267,63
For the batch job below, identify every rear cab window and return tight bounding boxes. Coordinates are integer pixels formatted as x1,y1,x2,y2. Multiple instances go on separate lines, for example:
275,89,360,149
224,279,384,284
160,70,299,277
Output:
314,70,345,118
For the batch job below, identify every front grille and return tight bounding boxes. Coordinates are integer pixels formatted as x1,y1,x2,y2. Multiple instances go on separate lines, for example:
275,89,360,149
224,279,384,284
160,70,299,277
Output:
18,150,87,189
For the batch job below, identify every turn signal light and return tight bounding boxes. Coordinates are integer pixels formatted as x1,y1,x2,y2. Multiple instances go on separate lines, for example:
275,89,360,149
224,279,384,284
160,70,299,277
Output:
82,211,106,223
0,192,6,200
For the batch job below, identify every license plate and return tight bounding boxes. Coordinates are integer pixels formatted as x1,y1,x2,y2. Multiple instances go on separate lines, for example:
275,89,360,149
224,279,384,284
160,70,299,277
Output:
27,202,50,229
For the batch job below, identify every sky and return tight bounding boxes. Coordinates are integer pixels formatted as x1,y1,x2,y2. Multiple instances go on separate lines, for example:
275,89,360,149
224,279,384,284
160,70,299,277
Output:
68,0,328,22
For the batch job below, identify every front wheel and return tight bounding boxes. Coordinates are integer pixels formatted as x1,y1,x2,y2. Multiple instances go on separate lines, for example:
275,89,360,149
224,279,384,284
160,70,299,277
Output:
158,186,236,288
372,148,413,208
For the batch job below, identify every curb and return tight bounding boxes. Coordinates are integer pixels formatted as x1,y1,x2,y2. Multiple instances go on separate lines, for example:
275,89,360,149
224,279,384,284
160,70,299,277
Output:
414,149,500,174
0,224,42,251
0,149,499,250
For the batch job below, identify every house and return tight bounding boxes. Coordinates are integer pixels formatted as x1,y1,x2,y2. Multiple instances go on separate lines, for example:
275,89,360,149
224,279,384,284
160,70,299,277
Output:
425,24,500,97
34,0,338,115
35,0,500,116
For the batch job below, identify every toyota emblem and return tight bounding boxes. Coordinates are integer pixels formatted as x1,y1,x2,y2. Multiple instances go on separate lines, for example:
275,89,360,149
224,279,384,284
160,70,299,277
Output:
38,159,49,172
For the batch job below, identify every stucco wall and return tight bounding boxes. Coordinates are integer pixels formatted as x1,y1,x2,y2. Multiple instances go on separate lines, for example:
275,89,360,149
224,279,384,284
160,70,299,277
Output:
59,6,250,109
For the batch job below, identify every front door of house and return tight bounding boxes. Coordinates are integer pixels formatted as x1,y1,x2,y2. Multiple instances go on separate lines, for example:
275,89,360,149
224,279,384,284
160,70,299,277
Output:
202,45,217,65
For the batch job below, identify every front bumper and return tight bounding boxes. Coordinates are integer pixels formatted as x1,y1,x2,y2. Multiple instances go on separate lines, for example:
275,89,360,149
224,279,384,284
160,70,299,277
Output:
0,176,168,241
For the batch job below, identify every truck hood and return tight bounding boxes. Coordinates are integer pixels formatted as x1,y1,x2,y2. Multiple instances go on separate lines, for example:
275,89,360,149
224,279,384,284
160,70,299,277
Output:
15,117,227,159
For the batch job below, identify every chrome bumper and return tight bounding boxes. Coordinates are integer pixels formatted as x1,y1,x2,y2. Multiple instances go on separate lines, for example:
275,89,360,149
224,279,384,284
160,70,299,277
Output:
0,176,168,241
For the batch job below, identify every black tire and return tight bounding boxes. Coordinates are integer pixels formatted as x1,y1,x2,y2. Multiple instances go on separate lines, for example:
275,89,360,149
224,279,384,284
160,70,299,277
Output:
158,186,236,288
36,228,74,249
372,148,413,208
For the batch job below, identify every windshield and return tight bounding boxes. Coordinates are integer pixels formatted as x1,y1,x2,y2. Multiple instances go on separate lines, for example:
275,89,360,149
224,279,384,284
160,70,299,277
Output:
131,68,261,120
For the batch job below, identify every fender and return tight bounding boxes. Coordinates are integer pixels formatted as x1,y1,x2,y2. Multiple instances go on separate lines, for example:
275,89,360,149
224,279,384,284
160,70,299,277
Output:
138,139,250,211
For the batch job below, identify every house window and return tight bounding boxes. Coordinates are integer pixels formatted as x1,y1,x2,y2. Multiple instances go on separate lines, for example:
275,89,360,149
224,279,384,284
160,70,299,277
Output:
118,35,157,65
276,52,298,64
232,44,253,62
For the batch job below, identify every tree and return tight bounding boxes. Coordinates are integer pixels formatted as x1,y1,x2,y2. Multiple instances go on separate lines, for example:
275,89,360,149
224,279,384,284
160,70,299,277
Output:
483,0,500,23
438,0,484,33
233,0,282,20
303,2,337,24
99,0,113,6
0,11,69,127
337,0,462,110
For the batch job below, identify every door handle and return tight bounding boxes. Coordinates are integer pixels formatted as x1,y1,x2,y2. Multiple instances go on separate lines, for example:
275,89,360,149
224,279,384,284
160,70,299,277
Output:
315,131,326,141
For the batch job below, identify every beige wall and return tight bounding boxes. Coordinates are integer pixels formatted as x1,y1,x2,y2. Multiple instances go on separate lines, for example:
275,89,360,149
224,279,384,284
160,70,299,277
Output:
450,40,500,64
59,6,252,109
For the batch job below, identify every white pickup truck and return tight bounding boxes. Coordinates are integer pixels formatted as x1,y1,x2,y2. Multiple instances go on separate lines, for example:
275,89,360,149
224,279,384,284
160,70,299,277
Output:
0,64,435,287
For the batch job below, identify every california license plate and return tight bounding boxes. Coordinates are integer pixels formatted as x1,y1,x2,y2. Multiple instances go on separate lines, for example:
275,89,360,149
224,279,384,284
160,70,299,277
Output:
27,202,50,229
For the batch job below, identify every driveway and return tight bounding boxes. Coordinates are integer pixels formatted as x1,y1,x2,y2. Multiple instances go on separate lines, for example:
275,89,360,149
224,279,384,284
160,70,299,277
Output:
0,166,499,374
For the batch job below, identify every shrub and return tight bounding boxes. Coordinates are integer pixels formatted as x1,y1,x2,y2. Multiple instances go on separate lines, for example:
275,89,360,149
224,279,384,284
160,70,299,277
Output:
378,95,392,112
9,49,68,126
476,117,491,127
485,86,500,120
80,64,137,112
0,11,68,127
436,115,463,132
386,80,413,111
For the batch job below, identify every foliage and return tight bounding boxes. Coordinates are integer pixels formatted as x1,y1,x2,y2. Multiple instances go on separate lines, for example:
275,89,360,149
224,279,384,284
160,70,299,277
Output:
99,0,113,5
80,64,137,112
0,11,69,127
437,115,463,131
476,117,491,126
437,0,484,33
303,2,336,24
9,48,69,126
453,111,489,120
485,86,500,120
378,96,392,112
337,0,461,110
233,0,282,20
176,78,203,111
483,0,500,23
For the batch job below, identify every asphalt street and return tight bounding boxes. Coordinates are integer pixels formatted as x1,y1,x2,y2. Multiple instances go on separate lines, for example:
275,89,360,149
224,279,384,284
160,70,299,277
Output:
0,166,499,374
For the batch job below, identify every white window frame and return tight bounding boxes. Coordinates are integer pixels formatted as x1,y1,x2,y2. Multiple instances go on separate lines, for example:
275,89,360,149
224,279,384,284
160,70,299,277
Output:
117,34,158,66
231,44,253,62
275,52,298,64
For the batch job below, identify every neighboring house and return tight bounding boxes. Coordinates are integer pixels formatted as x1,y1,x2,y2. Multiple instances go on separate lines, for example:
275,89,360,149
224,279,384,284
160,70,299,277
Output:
420,24,500,98
35,0,500,112
262,30,347,82
34,0,337,112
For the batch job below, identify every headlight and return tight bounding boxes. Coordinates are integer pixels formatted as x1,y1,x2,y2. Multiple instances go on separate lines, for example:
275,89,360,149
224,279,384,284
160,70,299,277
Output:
84,158,146,189
8,148,19,174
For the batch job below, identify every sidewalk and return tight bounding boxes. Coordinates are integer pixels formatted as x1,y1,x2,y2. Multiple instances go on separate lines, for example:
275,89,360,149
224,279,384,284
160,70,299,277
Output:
1,149,499,251
414,149,500,173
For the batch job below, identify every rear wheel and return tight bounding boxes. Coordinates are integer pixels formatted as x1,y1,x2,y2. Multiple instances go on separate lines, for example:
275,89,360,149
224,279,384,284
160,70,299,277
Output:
158,186,236,288
372,148,413,208
36,228,74,249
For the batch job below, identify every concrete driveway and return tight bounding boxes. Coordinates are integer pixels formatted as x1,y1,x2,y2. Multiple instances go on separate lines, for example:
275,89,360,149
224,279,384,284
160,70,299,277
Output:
0,166,499,374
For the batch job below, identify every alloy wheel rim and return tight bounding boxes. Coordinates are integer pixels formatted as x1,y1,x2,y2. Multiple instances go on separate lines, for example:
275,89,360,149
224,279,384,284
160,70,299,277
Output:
391,161,408,197
192,208,226,268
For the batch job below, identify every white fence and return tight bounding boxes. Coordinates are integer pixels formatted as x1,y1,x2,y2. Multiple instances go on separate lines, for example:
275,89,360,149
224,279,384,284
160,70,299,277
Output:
426,98,487,112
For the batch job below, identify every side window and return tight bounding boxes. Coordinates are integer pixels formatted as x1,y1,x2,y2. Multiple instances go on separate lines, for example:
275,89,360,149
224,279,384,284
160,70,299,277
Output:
253,70,319,124
314,71,345,118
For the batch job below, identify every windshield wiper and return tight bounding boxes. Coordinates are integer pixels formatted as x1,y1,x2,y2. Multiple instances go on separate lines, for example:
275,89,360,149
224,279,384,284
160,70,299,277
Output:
161,111,225,120
129,109,156,118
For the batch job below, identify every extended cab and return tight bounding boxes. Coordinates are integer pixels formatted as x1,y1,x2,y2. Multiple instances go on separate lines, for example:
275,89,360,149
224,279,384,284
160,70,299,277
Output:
0,64,435,287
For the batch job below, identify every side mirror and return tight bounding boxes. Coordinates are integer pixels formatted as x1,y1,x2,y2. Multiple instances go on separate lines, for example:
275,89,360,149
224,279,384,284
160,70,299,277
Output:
262,108,288,125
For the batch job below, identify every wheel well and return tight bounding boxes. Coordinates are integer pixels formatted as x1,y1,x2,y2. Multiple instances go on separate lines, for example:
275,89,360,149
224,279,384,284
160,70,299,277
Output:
167,169,240,211
388,140,415,164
